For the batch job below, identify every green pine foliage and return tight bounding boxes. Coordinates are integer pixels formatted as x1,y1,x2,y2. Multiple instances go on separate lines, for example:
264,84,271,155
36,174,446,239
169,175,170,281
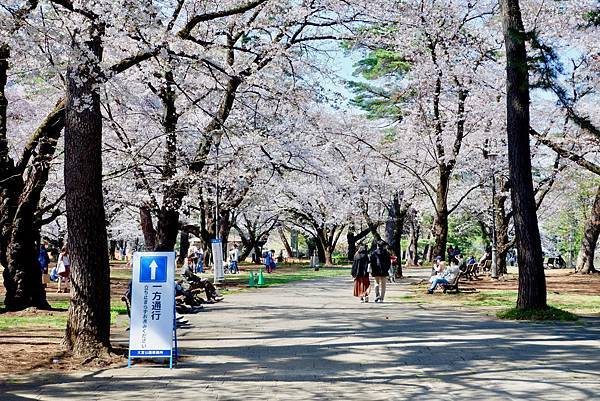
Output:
543,175,600,256
346,48,412,121
347,81,404,120
353,49,410,80
582,9,600,27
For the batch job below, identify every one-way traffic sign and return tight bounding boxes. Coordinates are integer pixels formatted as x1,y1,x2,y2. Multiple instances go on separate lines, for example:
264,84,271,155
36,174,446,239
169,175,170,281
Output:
139,256,167,283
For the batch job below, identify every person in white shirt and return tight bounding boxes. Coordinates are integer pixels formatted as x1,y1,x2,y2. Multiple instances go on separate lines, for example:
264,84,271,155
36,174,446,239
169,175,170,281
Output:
57,246,71,293
229,244,240,274
427,263,460,294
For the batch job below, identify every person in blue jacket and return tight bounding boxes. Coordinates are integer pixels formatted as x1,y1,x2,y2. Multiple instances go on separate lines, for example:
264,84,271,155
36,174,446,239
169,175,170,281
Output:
264,250,276,273
38,242,51,274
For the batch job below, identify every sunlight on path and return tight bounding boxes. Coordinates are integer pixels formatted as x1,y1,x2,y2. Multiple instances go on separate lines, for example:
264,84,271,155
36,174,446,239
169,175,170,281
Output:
4,271,600,401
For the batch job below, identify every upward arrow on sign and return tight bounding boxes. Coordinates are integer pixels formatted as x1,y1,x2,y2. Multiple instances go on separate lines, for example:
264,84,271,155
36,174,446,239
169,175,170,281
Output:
149,260,158,280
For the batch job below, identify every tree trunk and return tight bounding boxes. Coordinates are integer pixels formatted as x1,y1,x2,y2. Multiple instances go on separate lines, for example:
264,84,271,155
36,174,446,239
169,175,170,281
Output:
315,225,343,265
4,220,49,311
154,70,183,252
315,235,326,264
4,170,52,311
139,205,156,251
218,209,232,254
252,244,262,264
238,232,253,261
2,43,64,310
0,43,20,270
234,215,274,263
108,240,117,260
234,220,254,261
0,43,7,154
154,205,181,252
422,240,431,263
432,169,450,260
178,230,189,264
385,192,408,259
63,27,112,356
501,0,547,310
278,226,293,257
407,208,419,265
575,185,600,274
495,175,510,275
346,226,357,260
431,212,448,260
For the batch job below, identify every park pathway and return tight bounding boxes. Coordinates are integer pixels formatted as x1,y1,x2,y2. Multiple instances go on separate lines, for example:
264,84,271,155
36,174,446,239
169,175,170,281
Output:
3,271,600,400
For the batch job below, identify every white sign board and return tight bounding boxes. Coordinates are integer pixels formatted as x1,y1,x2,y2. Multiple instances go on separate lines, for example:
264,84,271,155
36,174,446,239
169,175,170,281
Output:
129,252,175,362
212,239,224,282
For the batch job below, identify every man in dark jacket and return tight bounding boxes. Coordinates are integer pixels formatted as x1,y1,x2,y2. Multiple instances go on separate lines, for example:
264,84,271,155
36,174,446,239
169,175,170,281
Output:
370,242,391,303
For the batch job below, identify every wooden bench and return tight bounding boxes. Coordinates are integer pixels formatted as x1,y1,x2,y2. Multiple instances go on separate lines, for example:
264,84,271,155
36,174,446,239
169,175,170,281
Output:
480,259,492,273
464,263,479,280
441,272,462,293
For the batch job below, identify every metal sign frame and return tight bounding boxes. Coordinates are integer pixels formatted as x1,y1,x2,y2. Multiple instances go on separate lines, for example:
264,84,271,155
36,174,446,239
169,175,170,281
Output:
212,239,224,282
128,251,178,368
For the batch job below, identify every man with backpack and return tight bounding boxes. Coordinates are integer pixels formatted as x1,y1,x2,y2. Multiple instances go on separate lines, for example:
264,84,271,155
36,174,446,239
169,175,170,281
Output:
370,241,391,303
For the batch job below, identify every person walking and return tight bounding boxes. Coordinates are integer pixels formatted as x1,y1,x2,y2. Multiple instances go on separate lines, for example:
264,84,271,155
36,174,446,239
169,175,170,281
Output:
38,242,51,284
229,244,240,274
56,246,71,293
370,242,391,303
352,245,371,303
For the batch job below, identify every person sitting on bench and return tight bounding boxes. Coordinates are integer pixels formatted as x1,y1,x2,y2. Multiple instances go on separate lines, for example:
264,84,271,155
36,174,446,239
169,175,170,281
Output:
182,270,223,302
431,256,444,277
427,262,460,294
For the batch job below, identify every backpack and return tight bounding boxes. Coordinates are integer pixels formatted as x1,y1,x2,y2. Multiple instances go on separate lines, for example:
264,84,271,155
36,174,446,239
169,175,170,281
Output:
49,266,59,282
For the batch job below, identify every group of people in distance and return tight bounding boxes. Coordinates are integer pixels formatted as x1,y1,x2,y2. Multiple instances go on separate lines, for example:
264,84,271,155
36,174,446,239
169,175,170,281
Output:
351,240,498,298
38,243,71,293
182,243,279,275
351,241,392,303
427,245,494,294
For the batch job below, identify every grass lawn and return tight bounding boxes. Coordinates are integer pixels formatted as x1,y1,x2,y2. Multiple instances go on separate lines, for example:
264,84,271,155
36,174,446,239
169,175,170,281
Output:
0,264,348,331
390,288,600,317
195,265,351,289
109,267,133,280
0,300,129,331
0,314,67,331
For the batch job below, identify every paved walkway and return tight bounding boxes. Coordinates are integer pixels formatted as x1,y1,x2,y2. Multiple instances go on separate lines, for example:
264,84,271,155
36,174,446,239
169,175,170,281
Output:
3,272,600,400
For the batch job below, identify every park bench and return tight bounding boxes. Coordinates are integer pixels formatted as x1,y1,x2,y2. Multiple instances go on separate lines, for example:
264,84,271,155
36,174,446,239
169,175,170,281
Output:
480,259,492,273
441,272,462,293
464,263,479,280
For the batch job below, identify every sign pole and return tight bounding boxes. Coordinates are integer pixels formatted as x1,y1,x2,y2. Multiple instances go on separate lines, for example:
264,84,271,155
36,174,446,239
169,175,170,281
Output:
213,142,224,284
171,301,178,369
215,142,220,241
